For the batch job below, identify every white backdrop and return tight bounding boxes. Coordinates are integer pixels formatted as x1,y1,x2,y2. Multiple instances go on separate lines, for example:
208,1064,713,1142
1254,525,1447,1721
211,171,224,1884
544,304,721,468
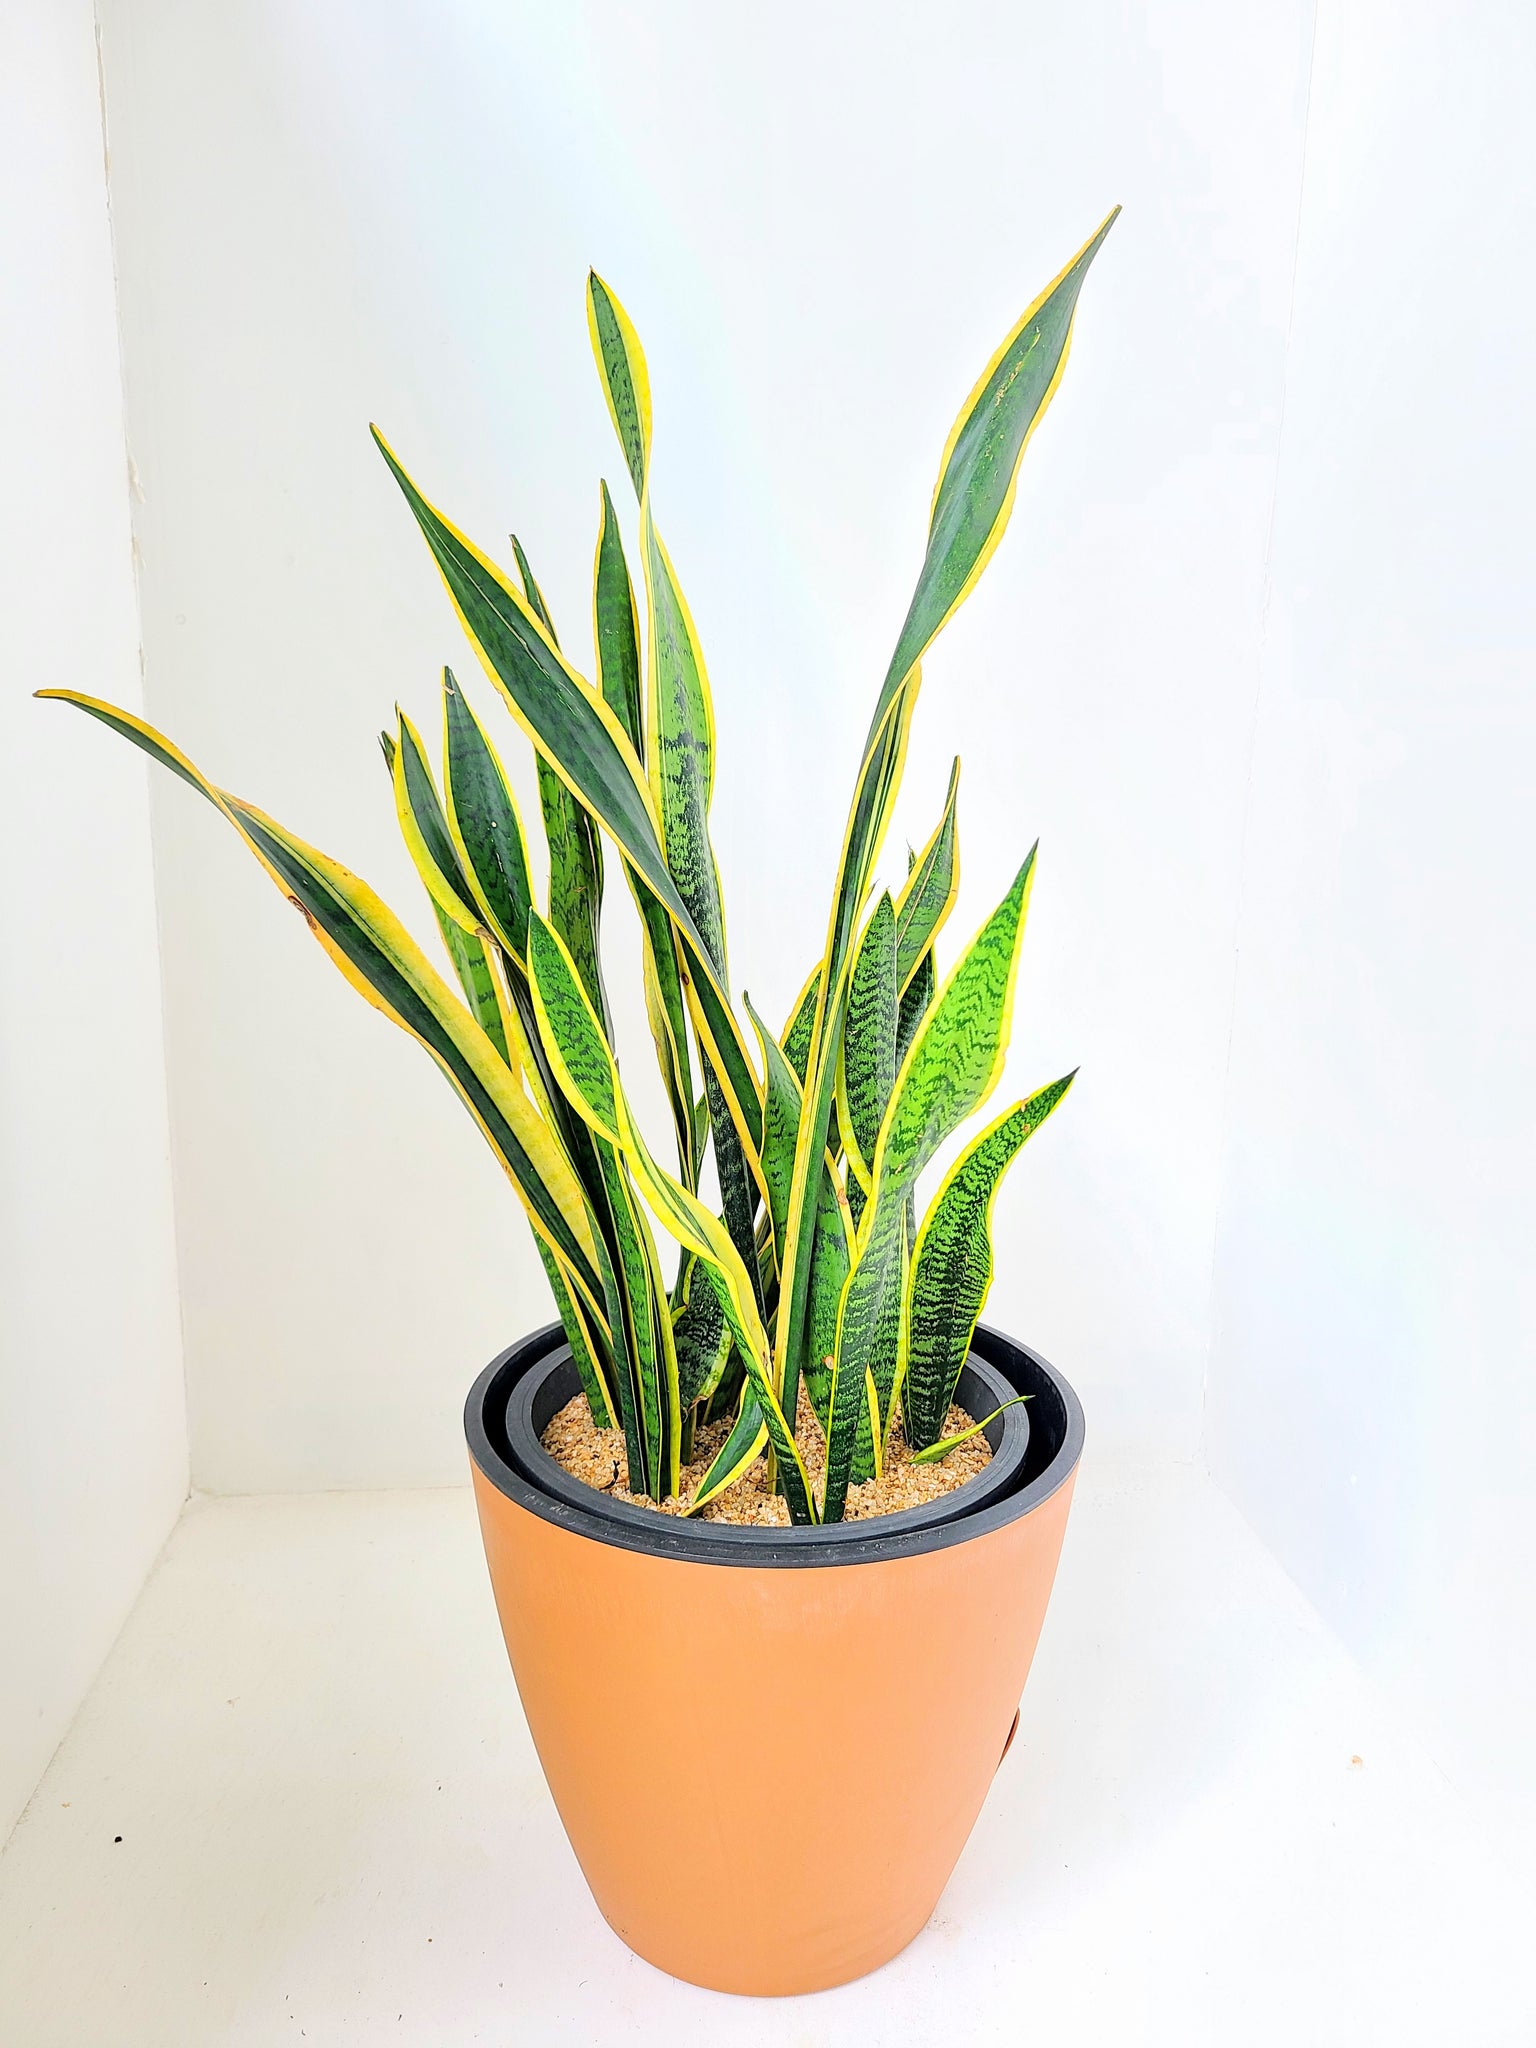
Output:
6,0,1530,1898
0,0,186,1840
1206,0,1536,1882
95,0,1313,1492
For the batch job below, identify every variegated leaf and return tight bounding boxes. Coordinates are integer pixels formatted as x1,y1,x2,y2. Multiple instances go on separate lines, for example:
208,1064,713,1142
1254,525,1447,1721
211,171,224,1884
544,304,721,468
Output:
904,1078,1073,1449
822,852,1037,1517
774,212,1114,1426
525,911,816,1523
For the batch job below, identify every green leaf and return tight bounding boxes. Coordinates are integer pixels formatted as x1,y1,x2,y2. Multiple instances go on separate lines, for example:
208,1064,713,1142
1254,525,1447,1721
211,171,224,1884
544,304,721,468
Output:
525,910,816,1523
434,907,509,1061
904,1078,1073,1449
781,968,820,1084
743,994,802,1272
587,271,650,501
801,1162,853,1426
874,210,1119,751
908,1395,1030,1465
594,480,644,756
896,948,936,1073
392,708,482,933
824,1197,909,1513
673,1258,732,1410
686,1393,767,1517
508,533,610,1030
894,759,960,989
588,273,763,1310
40,692,606,1316
822,853,1038,1518
879,849,1036,1188
441,668,536,962
373,431,766,1169
774,211,1115,1422
535,1238,618,1430
838,891,898,1199
537,754,608,1027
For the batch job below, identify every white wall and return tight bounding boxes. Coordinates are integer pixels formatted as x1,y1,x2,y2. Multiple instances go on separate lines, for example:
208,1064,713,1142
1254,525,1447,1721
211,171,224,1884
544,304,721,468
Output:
1207,0,1536,1877
0,0,187,1840
97,0,1314,1492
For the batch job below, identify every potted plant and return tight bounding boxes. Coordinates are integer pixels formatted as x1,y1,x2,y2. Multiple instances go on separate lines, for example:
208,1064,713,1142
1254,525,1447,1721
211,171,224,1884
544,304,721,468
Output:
44,207,1115,1995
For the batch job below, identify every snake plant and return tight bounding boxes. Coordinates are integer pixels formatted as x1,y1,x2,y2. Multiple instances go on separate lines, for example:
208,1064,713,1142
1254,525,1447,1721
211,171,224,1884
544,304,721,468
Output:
44,211,1115,1522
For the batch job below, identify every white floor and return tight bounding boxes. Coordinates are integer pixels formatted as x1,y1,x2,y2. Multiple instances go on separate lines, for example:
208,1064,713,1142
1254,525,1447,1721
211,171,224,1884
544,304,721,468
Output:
1,1460,1532,2047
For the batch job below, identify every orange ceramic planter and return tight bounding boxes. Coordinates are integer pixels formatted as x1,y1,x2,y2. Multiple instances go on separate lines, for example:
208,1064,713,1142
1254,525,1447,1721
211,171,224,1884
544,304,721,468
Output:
466,1324,1083,1996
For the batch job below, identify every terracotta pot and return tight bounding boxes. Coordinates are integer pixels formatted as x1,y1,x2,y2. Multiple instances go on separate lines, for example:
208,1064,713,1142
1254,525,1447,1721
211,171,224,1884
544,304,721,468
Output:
465,1322,1084,1997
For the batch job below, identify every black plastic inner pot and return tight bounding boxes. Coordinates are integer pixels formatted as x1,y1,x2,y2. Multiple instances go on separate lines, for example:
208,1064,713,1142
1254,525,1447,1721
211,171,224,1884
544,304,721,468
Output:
504,1345,1030,1544
466,1322,1085,1568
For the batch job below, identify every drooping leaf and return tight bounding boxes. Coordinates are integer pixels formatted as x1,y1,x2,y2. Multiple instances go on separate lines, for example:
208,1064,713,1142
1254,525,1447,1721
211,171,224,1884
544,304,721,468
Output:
41,692,604,1314
904,1077,1073,1448
908,1395,1030,1465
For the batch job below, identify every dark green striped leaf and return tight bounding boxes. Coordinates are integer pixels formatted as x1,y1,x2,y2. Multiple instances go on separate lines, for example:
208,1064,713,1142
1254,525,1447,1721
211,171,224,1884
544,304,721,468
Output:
686,1393,766,1517
904,1077,1073,1449
894,759,960,988
782,969,820,1084
374,431,765,1165
594,480,643,756
525,911,815,1522
822,852,1037,1517
535,1238,618,1430
673,1259,732,1410
38,694,607,1316
442,669,535,961
839,891,897,1197
776,212,1114,1417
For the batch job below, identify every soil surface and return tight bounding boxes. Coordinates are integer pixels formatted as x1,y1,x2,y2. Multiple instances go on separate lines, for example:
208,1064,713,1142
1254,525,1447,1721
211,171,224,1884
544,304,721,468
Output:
541,1384,992,1525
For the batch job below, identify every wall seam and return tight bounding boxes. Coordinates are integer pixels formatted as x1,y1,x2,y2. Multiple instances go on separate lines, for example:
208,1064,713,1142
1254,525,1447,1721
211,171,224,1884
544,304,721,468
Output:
92,0,194,1505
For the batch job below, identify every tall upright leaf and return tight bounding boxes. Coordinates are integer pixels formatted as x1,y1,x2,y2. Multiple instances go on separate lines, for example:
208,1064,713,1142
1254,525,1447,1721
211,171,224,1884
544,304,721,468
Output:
838,891,898,1218
904,1077,1073,1449
894,759,960,989
822,851,1037,1518
509,534,609,1030
441,668,535,961
774,211,1116,1416
525,912,816,1523
593,484,701,1181
373,431,766,1176
41,692,604,1311
586,270,764,1305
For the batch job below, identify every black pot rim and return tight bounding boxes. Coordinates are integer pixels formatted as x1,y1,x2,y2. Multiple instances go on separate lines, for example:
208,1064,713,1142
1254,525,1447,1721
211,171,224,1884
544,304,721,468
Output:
465,1321,1085,1570
504,1345,1032,1545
